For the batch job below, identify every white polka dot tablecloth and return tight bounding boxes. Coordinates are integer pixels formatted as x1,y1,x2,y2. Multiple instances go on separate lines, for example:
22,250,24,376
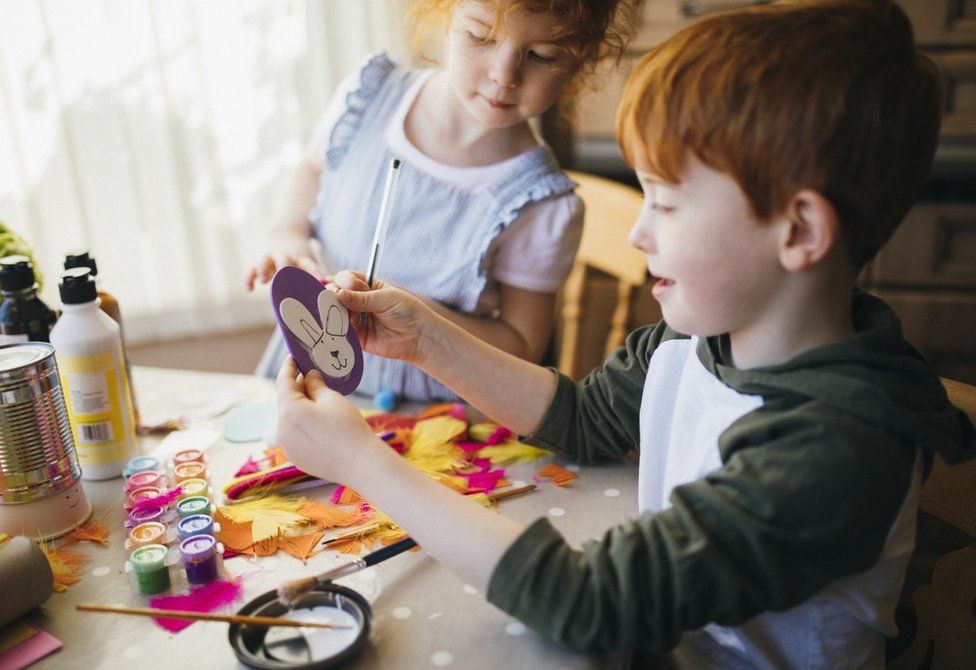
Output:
31,368,639,670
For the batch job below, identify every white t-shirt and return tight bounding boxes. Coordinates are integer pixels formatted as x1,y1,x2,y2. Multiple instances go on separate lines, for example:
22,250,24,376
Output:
310,66,583,301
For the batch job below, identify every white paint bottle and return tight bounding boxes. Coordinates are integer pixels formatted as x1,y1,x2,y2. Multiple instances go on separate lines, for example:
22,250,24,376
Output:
50,268,137,480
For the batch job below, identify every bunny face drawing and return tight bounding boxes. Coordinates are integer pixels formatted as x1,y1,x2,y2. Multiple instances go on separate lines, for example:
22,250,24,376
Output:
279,290,356,379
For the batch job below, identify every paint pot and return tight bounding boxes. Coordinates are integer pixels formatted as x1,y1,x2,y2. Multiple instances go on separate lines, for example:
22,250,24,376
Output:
177,478,209,500
177,514,214,541
173,449,204,466
176,495,211,518
128,521,167,549
125,470,162,493
179,534,219,585
130,544,171,595
173,461,207,483
123,455,159,478
126,485,162,510
126,505,164,528
0,343,92,539
229,584,371,669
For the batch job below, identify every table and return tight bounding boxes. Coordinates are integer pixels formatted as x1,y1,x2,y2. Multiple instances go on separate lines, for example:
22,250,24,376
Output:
23,366,640,669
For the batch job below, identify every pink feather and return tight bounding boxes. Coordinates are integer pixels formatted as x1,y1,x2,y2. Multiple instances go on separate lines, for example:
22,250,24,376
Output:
485,426,512,445
149,579,244,632
233,456,263,477
460,468,506,492
131,487,183,515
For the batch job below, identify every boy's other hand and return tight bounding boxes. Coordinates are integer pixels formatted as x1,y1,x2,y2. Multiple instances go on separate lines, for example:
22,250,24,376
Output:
275,357,380,486
332,269,432,365
245,253,319,291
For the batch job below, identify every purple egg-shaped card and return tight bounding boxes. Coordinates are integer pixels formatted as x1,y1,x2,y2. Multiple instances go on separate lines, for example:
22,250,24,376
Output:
270,266,363,395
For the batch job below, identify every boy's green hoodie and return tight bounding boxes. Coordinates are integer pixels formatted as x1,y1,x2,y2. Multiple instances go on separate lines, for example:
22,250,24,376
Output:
486,291,975,657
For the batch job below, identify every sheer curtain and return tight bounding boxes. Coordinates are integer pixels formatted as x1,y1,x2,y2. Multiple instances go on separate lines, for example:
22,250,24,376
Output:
0,0,411,344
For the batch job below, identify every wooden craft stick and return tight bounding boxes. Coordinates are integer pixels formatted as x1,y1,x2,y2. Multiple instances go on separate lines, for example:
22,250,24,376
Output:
487,483,537,502
75,603,353,629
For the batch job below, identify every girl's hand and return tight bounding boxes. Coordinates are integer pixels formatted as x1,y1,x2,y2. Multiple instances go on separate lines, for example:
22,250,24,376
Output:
331,269,435,365
275,357,382,485
245,253,319,291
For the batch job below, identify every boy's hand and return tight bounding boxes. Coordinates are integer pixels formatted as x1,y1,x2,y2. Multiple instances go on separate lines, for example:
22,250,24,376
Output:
331,269,434,365
245,253,319,291
275,357,382,485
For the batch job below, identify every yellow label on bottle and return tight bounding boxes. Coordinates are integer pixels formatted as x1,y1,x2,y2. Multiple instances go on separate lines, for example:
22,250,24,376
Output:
57,348,137,467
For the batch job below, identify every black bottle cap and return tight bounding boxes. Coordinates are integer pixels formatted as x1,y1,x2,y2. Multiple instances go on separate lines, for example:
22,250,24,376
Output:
0,255,37,292
64,250,98,276
59,267,98,304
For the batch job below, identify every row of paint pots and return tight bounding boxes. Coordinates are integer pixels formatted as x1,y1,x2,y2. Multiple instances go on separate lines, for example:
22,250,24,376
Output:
126,534,224,594
120,451,225,594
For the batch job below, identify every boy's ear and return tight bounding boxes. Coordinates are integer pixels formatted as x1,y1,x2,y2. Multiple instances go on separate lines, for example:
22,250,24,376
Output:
778,189,840,272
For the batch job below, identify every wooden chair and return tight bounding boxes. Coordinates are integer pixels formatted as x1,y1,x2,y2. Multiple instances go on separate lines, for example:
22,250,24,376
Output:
557,170,649,379
888,378,976,668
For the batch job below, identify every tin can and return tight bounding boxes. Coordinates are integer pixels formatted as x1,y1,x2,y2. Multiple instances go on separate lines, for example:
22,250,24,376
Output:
0,343,92,538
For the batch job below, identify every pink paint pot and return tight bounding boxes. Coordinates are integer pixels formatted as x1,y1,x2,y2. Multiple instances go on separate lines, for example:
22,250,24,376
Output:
125,470,162,493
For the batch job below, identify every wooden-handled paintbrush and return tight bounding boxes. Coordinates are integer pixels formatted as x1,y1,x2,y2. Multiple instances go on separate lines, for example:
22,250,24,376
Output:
76,603,353,629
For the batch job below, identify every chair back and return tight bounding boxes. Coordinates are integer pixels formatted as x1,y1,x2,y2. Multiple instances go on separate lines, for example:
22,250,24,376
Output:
557,171,649,379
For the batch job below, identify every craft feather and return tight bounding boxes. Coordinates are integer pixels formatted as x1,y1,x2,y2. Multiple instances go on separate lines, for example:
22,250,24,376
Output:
131,487,183,515
468,422,500,442
330,485,364,505
476,440,549,466
402,416,468,474
149,579,244,632
223,464,311,501
217,495,308,542
297,500,364,528
535,462,577,486
39,542,88,592
63,517,110,546
278,532,326,563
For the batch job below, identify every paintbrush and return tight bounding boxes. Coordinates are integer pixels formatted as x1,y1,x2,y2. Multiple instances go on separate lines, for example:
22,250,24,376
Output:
75,603,353,629
359,157,401,326
278,537,417,607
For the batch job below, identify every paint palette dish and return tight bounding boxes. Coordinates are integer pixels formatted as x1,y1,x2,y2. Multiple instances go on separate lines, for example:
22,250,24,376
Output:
229,584,371,669
270,266,364,395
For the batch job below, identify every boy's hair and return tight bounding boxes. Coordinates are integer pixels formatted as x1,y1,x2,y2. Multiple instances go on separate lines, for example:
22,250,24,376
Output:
616,0,943,267
410,0,642,91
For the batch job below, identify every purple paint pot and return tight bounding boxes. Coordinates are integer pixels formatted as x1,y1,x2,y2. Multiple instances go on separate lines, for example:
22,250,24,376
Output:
179,534,218,585
126,505,164,528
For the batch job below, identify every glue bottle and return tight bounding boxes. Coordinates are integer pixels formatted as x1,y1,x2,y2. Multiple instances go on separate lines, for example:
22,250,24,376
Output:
50,267,137,480
63,250,140,425
0,255,57,344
